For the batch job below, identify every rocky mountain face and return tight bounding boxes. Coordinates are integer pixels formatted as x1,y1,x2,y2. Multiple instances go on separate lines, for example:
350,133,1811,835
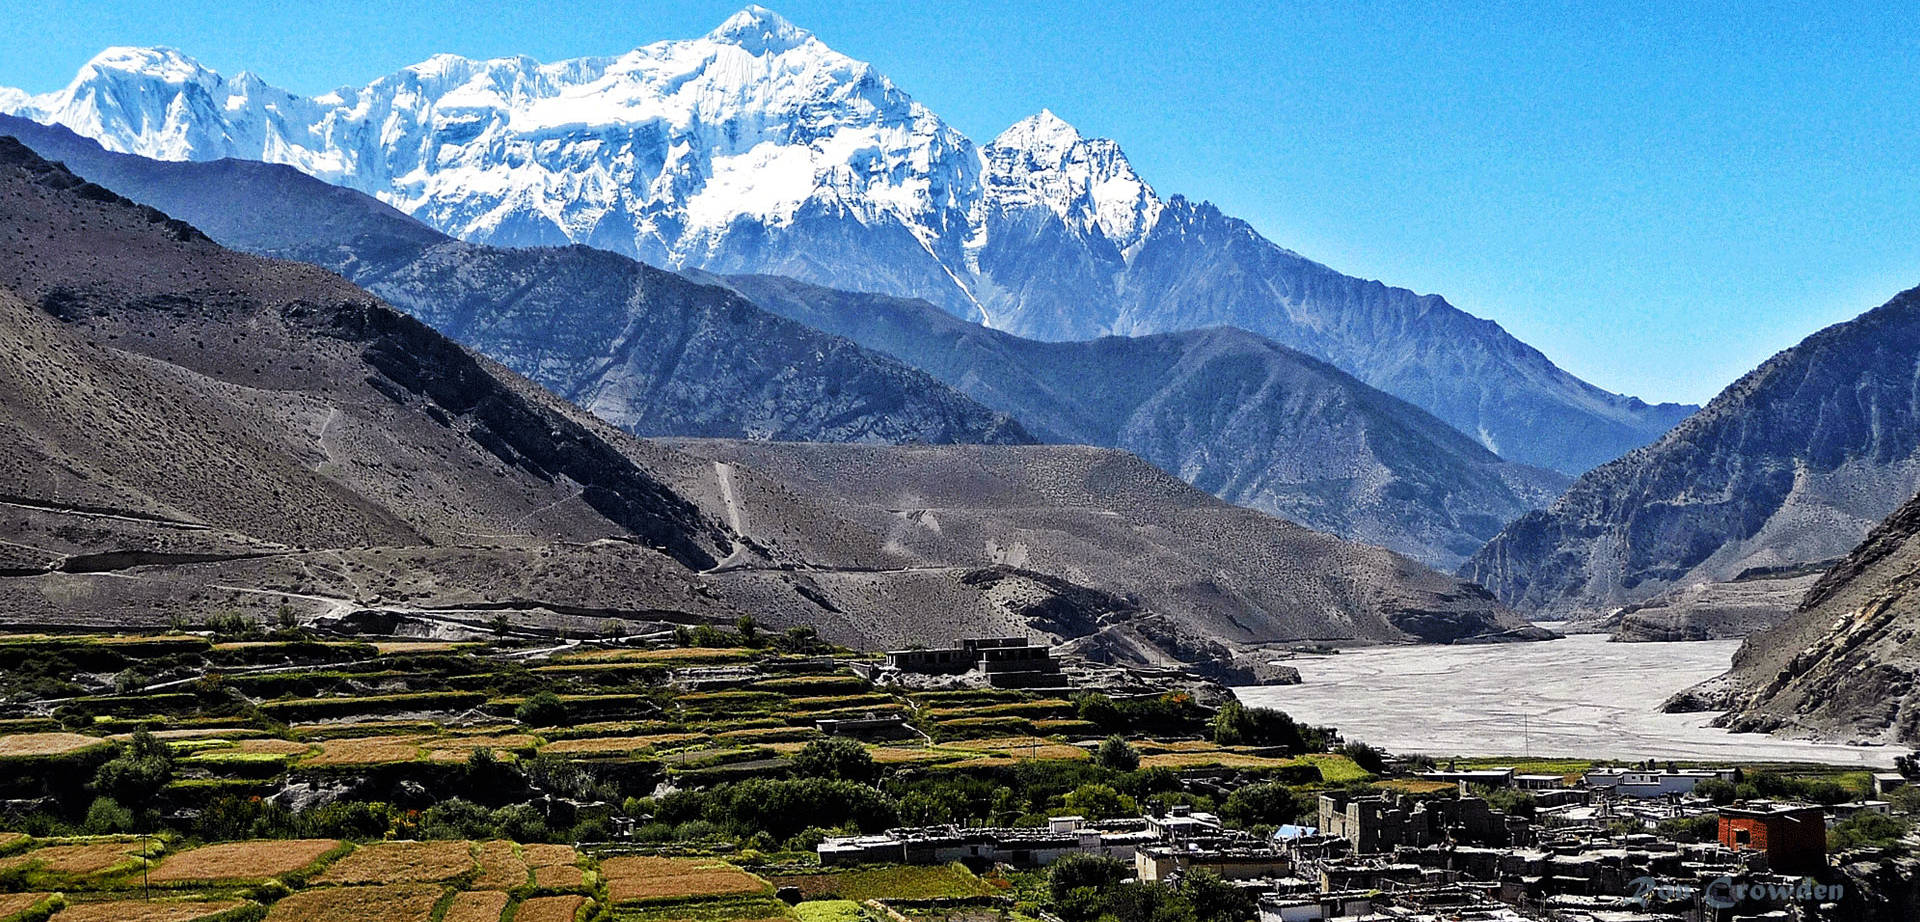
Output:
1702,491,1920,744
1,8,1693,473
663,440,1551,650
0,115,1029,447
8,117,1563,568
0,136,1530,666
1465,286,1920,620
0,134,734,591
714,274,1568,567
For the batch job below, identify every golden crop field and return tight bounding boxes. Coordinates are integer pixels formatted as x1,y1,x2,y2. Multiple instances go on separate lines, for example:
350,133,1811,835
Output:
946,737,1089,761
51,898,249,922
0,841,144,875
601,856,767,904
520,844,578,868
0,893,50,918
301,735,426,767
555,647,750,663
424,733,536,762
470,840,528,890
1138,750,1298,770
513,894,588,922
148,839,343,884
869,746,958,765
235,738,315,756
540,733,703,755
442,889,511,922
372,641,467,655
263,884,444,922
532,863,586,891
0,732,105,758
314,841,474,885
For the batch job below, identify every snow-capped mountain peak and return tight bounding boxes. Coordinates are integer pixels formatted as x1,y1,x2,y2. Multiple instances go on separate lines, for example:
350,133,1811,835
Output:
981,109,1162,251
991,109,1083,156
708,5,815,54
79,46,215,84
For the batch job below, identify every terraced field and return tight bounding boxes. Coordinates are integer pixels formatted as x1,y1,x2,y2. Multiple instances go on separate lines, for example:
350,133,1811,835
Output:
0,628,1370,920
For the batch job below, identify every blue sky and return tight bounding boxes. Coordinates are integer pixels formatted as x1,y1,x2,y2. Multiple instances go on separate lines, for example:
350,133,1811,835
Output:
5,0,1917,405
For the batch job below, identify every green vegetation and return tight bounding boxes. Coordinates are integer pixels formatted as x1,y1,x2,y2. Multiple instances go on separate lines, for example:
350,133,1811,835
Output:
1831,812,1912,852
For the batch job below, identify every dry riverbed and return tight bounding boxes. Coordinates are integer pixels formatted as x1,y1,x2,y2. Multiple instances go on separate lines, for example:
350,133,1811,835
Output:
1236,633,1894,767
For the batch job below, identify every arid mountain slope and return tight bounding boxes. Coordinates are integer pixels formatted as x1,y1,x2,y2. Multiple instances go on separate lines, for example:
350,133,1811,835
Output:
714,273,1568,568
0,136,725,568
0,115,1030,447
2,118,1560,568
1464,286,1920,619
0,136,1530,662
1708,492,1920,743
664,440,1550,650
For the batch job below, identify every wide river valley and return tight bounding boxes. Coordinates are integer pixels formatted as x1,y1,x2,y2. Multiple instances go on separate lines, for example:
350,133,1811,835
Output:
1235,632,1893,767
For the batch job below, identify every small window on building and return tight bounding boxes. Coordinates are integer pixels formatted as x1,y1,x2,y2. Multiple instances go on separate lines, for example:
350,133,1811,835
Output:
1733,829,1750,845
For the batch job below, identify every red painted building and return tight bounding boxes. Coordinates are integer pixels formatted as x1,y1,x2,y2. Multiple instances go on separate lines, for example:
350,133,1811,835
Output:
1719,802,1827,875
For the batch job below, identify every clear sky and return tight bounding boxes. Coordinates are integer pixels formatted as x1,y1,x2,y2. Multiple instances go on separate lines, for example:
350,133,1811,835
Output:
4,0,1917,405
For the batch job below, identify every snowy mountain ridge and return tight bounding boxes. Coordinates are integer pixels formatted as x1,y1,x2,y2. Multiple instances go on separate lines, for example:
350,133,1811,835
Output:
2,5,1697,472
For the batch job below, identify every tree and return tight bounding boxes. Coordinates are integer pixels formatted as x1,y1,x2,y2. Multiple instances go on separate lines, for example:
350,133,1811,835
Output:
1178,869,1256,922
791,737,878,784
1063,783,1137,820
1222,782,1302,827
515,691,569,727
736,616,760,646
1830,812,1911,852
91,730,173,808
1074,693,1123,731
1210,701,1320,752
1337,741,1387,775
1048,854,1129,922
1096,735,1140,772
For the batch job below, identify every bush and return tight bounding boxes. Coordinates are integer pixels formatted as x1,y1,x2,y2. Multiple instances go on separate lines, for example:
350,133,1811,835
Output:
1063,783,1136,820
1211,702,1326,752
515,691,570,727
791,737,878,783
92,730,173,808
84,796,136,833
1096,736,1140,772
1222,782,1302,827
1831,812,1910,852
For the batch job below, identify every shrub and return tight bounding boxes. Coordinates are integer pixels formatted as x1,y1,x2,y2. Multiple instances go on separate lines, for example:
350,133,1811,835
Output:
791,737,878,783
516,691,570,727
1222,782,1302,827
1096,736,1140,772
1062,783,1136,820
1831,812,1910,852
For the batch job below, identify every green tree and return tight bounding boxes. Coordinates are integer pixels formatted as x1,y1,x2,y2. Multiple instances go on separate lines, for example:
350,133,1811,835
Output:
1096,735,1141,772
1063,782,1137,820
1048,853,1129,922
1222,782,1302,827
91,730,173,808
1211,701,1327,752
1830,812,1910,852
1178,869,1256,922
791,737,878,784
515,691,569,727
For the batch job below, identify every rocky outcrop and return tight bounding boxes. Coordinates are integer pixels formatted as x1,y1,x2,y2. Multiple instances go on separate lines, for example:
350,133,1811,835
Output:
1705,490,1920,743
1465,285,1920,620
1609,566,1826,642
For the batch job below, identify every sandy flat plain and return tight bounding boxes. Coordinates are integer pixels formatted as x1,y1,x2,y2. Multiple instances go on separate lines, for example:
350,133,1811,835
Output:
1236,633,1894,767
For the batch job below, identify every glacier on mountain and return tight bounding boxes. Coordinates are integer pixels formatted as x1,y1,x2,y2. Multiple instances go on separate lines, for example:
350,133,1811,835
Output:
1,5,1695,473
